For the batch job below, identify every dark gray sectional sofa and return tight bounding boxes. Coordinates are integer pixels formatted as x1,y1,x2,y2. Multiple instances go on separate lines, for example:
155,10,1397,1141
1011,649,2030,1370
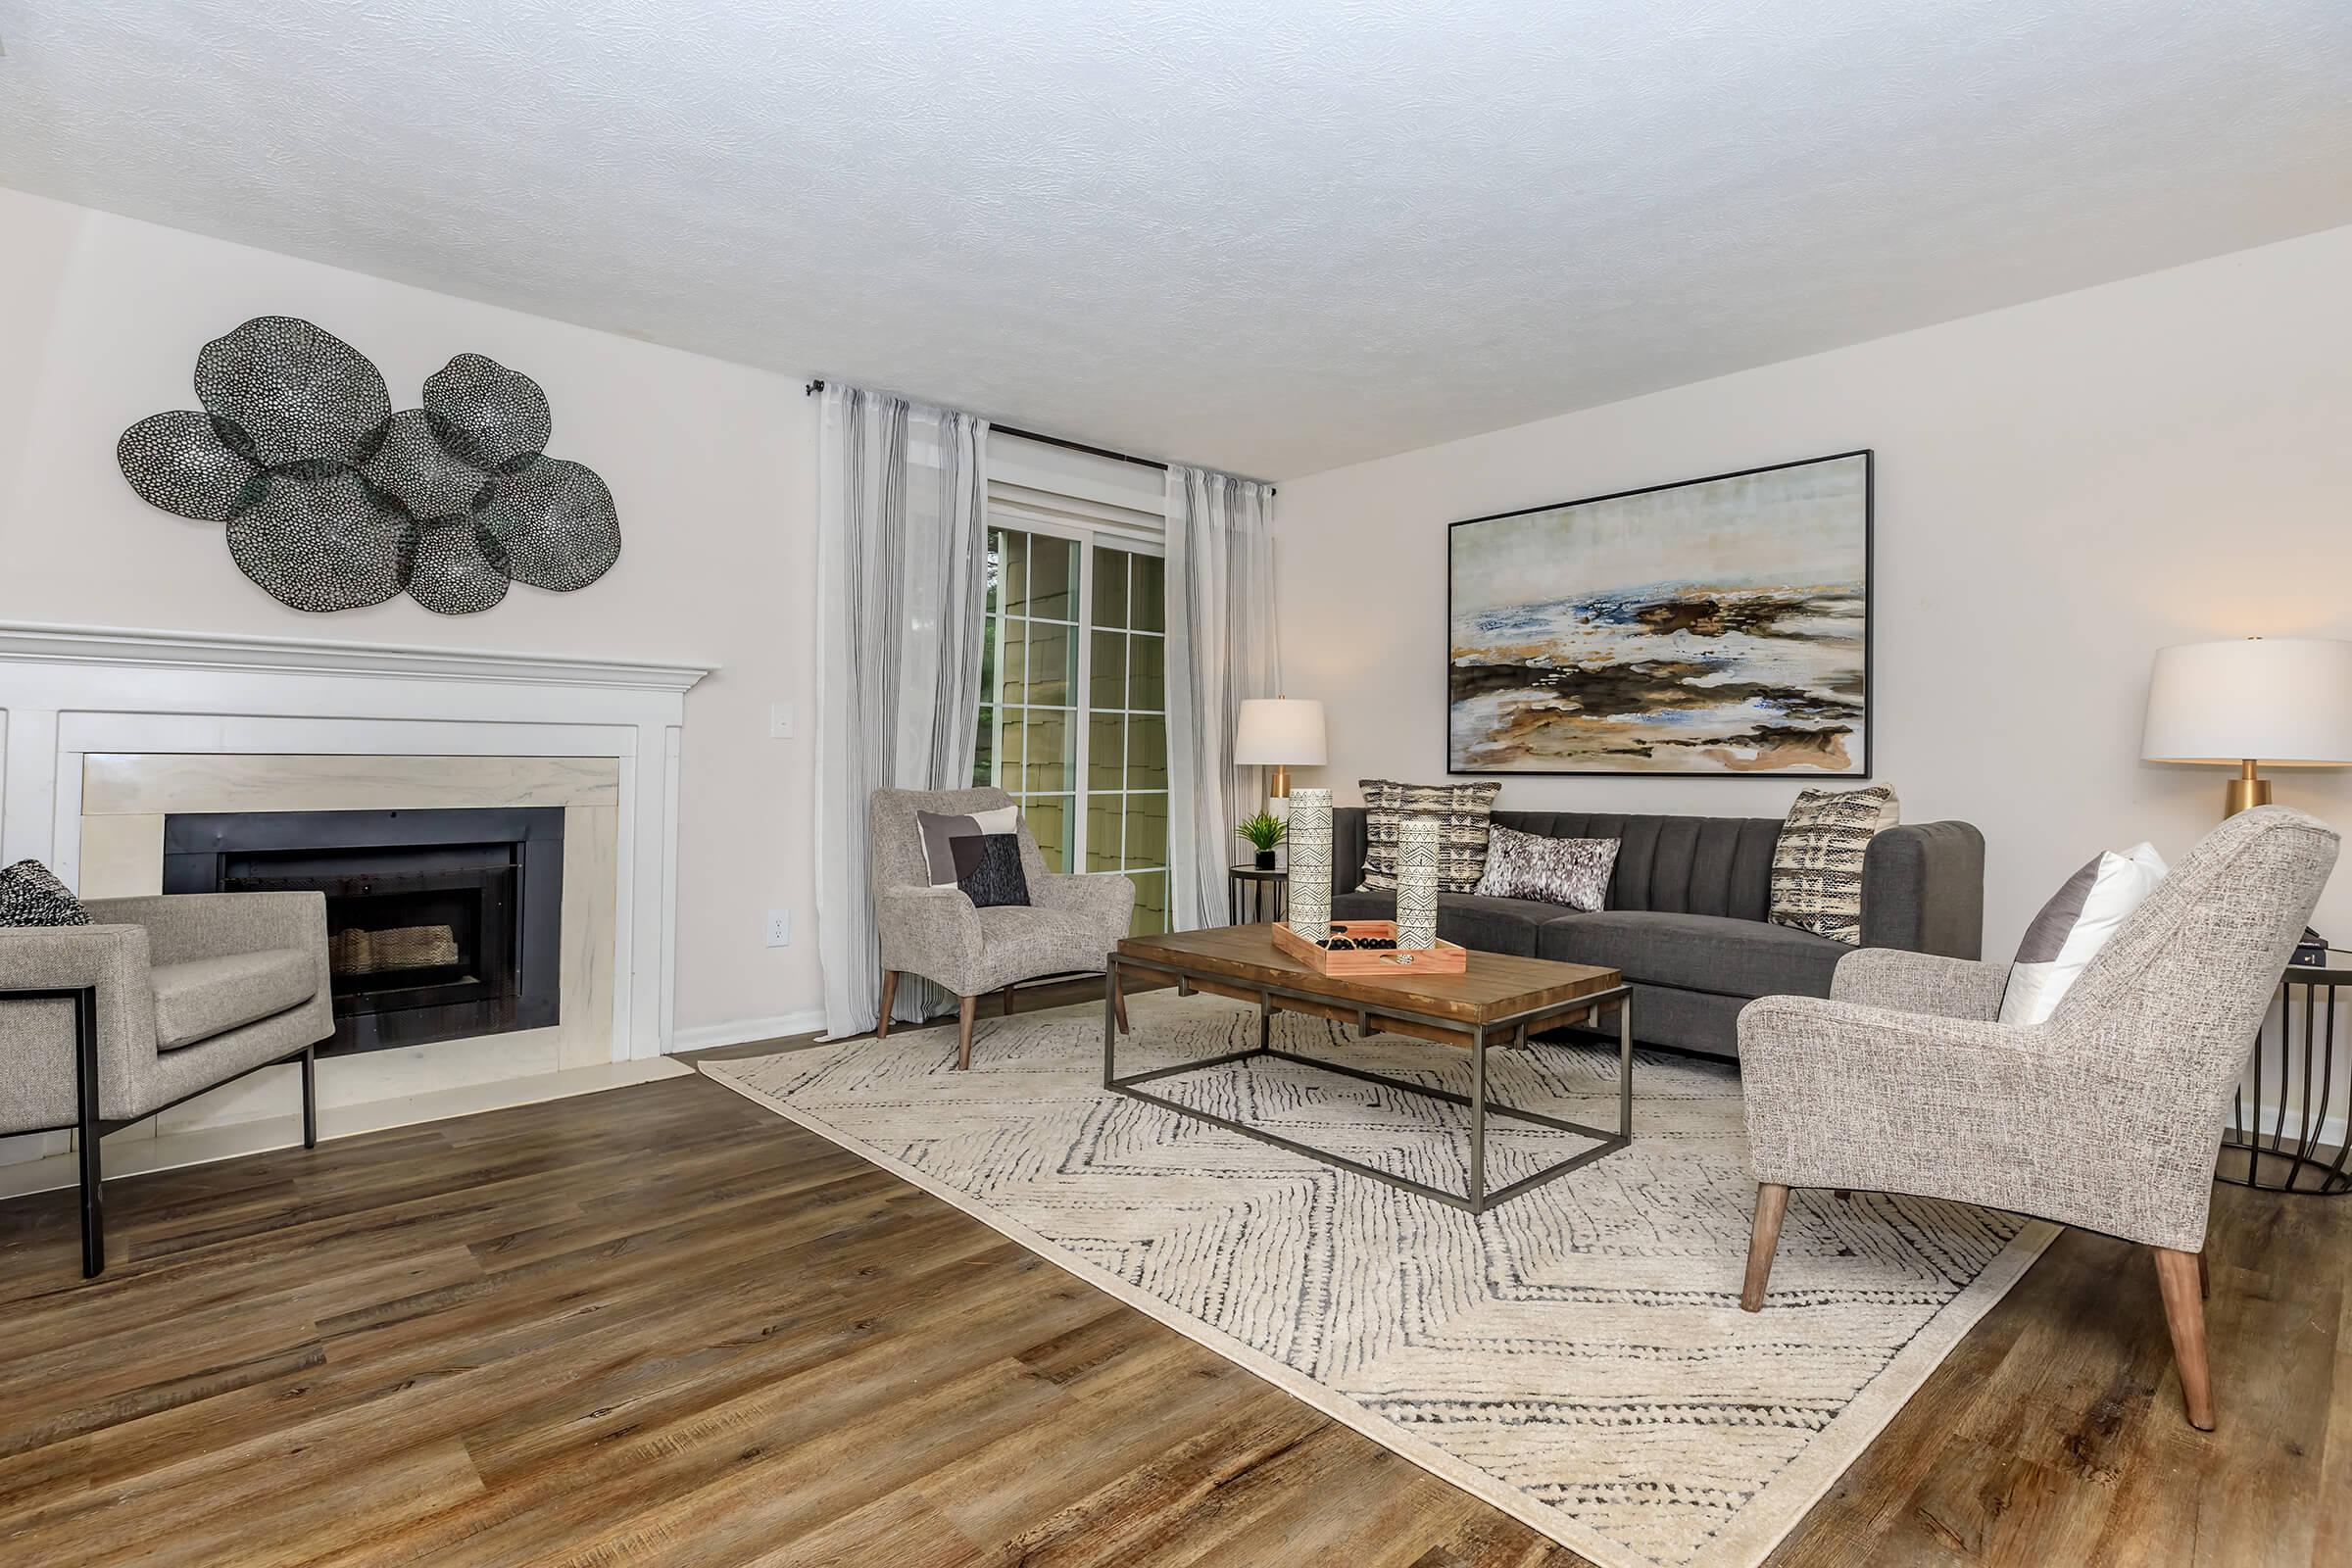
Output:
1327,808,1985,1059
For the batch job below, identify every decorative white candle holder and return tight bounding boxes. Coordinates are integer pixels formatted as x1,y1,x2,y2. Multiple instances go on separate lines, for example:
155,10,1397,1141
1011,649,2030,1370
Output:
1396,816,1440,951
1285,788,1332,944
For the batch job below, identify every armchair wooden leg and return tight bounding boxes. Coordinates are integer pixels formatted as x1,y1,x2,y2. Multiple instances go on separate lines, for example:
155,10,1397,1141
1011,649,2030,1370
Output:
1002,984,1017,1016
2198,1246,2210,1300
875,969,899,1039
1740,1183,1788,1313
956,994,977,1071
2153,1246,2216,1430
1111,975,1129,1036
301,1044,318,1151
73,985,104,1280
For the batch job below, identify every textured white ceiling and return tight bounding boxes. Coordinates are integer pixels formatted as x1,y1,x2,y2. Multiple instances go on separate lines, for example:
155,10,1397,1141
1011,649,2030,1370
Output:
2,1,2348,478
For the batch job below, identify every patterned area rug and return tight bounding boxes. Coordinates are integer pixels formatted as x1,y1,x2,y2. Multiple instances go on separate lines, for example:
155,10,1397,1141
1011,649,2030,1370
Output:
702,991,2055,1568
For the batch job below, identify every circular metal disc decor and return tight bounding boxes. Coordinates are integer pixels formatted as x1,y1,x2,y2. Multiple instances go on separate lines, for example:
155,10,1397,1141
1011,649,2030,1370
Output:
483,458,622,593
119,318,621,615
226,470,416,613
407,517,512,615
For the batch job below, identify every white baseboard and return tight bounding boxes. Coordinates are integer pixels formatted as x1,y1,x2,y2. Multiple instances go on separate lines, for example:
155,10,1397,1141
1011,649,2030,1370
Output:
671,1009,827,1054
0,1054,693,1200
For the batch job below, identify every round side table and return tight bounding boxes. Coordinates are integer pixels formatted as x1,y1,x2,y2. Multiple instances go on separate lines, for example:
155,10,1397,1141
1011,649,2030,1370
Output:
2217,950,2351,1195
1228,864,1289,926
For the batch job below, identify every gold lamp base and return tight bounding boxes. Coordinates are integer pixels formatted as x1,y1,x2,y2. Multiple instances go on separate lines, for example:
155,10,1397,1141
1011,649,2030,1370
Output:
2225,760,2271,818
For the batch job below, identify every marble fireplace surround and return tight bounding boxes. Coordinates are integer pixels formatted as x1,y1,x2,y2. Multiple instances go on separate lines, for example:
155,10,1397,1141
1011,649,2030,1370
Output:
0,622,714,1196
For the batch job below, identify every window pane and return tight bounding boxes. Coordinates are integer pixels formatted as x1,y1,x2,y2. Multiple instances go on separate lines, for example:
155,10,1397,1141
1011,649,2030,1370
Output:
1090,630,1126,712
1025,795,1073,872
1000,529,1028,615
1087,796,1123,871
1089,713,1126,792
973,706,995,787
1127,870,1167,937
1092,546,1129,630
1127,634,1164,712
1127,714,1167,792
1001,622,1028,704
1130,553,1164,633
979,616,999,701
984,531,1005,617
999,709,1025,780
1026,620,1074,707
1123,791,1168,869
1022,710,1071,794
1024,535,1077,620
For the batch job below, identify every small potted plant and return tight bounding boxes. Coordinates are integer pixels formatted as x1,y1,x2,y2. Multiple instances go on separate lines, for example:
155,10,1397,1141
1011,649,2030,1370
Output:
1236,809,1287,870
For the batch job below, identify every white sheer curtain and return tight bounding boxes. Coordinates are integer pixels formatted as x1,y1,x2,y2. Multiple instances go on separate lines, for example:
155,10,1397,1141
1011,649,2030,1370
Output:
1165,466,1280,931
813,385,990,1037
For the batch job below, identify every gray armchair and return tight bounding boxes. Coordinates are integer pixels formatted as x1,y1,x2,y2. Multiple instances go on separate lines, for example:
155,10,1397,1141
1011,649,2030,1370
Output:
1735,806,2338,1431
869,787,1135,1069
0,891,336,1277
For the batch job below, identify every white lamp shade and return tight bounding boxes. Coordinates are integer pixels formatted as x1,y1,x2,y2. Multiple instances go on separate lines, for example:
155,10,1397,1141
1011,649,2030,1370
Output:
1234,698,1327,766
2141,638,2352,765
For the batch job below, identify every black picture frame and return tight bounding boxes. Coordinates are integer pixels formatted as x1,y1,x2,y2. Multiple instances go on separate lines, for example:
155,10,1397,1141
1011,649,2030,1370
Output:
1445,449,1874,778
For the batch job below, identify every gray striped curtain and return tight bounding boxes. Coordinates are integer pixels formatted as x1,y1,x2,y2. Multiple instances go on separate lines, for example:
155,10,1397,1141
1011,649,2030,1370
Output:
814,385,989,1036
1165,466,1279,930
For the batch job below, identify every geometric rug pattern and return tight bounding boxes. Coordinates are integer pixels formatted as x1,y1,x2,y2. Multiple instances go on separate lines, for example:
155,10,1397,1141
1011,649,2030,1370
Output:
703,990,2056,1568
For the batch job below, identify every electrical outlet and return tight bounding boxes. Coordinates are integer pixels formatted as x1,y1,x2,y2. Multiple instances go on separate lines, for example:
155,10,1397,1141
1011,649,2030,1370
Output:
764,907,792,947
767,702,796,739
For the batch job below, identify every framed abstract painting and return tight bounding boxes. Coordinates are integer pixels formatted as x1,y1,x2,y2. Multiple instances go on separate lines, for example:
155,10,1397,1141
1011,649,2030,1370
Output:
1446,450,1872,776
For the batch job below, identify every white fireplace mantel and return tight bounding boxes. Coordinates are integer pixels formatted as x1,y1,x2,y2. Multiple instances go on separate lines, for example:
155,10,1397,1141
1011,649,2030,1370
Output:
0,620,716,1063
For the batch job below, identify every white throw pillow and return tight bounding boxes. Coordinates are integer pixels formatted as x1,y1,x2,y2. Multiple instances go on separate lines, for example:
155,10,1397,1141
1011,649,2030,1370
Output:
1998,842,2168,1026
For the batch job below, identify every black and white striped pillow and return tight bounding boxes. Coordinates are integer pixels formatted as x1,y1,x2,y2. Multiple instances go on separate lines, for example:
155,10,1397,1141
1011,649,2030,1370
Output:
1358,779,1501,893
1768,786,1898,944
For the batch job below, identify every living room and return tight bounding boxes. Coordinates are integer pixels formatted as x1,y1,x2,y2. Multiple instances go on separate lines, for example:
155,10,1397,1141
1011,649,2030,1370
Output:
2,5,2348,1566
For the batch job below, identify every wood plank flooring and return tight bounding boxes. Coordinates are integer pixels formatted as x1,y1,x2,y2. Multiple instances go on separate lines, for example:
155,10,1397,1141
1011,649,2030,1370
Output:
0,1033,2343,1566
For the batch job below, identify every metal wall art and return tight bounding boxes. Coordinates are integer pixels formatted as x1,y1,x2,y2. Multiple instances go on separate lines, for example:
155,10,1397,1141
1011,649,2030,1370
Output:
118,317,621,615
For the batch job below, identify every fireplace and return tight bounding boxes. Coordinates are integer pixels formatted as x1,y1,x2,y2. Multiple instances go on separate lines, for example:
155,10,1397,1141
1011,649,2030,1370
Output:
163,808,564,1054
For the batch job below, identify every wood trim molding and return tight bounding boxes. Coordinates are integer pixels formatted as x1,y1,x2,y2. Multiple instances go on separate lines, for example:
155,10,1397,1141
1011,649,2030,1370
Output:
0,622,716,694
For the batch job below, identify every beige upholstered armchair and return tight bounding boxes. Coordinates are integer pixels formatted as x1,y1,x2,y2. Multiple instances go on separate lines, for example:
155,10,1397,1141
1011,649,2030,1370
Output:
868,787,1135,1069
1736,806,2337,1431
0,892,336,1277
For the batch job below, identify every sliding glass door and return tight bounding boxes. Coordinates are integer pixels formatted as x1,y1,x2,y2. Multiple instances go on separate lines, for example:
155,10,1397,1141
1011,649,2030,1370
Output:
975,525,1168,935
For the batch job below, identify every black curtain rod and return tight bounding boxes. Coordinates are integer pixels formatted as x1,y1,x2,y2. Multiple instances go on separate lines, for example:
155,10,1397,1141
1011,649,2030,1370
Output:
806,378,1272,492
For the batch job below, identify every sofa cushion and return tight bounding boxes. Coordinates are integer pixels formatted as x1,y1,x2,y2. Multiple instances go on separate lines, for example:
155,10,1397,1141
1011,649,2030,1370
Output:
152,948,319,1051
1539,910,1848,1000
1328,888,1567,957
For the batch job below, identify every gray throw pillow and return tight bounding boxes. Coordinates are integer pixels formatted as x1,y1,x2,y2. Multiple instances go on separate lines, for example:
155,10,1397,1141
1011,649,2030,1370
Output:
0,860,91,927
1473,827,1617,911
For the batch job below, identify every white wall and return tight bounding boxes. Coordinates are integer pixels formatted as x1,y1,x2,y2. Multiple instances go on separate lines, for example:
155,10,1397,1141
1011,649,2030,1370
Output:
1275,222,2352,954
0,188,822,1041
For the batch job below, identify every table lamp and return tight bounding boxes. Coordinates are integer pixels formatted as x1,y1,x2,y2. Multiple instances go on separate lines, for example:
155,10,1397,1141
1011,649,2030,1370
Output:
1234,698,1327,807
2141,637,2352,817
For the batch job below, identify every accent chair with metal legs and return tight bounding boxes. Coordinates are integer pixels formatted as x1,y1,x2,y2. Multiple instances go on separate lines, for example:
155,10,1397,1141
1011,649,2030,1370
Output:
0,892,336,1277
1734,806,2338,1431
867,787,1135,1069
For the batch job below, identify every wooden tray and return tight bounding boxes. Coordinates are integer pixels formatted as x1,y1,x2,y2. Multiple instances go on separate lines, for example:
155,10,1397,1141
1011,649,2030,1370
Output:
1270,919,1468,976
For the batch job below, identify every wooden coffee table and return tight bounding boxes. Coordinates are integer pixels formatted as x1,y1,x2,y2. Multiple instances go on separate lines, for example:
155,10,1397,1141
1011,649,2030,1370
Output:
1104,924,1632,1214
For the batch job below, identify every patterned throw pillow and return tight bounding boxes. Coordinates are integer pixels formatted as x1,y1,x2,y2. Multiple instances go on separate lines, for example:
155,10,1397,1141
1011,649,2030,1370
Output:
0,860,91,927
1997,843,2167,1025
950,834,1031,908
915,805,1019,887
1768,785,1900,944
1473,826,1618,911
1358,779,1501,893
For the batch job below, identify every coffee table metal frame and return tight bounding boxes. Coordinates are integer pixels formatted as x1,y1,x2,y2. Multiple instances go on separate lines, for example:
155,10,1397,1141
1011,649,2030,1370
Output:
1102,949,1634,1215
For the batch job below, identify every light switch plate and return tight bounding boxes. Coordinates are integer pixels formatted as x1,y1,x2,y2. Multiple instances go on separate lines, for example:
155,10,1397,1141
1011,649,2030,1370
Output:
768,702,796,739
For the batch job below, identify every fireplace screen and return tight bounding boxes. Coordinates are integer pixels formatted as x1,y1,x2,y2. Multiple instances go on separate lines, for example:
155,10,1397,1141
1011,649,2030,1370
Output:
164,808,562,1054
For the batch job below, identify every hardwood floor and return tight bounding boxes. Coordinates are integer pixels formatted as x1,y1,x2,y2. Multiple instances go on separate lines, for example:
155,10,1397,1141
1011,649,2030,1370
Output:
0,1043,2343,1566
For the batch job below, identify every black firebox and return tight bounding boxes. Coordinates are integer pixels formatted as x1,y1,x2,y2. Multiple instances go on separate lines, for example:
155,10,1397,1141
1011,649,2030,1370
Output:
163,808,564,1054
